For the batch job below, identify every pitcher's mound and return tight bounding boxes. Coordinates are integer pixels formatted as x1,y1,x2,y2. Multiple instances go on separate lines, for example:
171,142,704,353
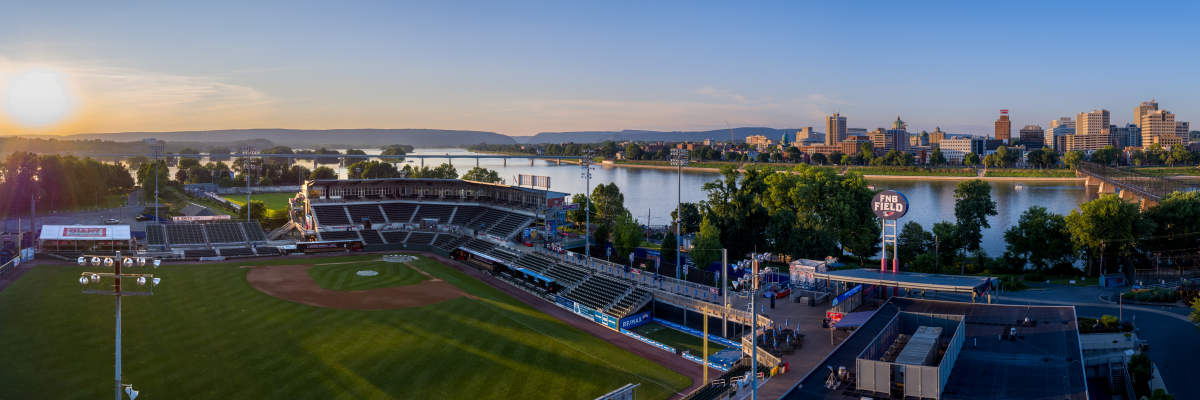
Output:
247,264,468,310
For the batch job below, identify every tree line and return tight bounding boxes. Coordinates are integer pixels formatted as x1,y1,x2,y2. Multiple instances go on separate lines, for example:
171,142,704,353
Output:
0,152,135,217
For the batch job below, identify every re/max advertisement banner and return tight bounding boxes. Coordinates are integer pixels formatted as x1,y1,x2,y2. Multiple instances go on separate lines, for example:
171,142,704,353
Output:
831,284,863,306
618,311,651,330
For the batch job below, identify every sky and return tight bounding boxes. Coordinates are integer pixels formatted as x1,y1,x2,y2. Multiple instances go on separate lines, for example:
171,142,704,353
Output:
1,0,1197,138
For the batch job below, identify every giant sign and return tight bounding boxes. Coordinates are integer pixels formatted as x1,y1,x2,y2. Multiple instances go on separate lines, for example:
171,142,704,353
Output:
62,227,106,237
871,190,908,220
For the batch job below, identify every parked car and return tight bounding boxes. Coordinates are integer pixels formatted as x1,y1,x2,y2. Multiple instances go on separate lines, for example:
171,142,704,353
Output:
134,214,152,221
104,219,121,225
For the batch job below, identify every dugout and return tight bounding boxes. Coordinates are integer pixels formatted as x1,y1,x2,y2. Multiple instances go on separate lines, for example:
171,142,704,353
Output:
39,225,134,252
296,240,363,253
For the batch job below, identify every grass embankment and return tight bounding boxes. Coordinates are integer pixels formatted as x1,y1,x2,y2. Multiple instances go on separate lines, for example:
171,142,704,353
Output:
32,193,130,216
849,167,977,177
983,169,1077,178
0,254,689,399
306,259,430,291
631,323,727,357
222,192,296,210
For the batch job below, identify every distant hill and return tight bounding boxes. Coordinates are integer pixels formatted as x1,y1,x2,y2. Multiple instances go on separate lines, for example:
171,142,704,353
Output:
508,135,536,143
524,128,822,144
20,129,517,147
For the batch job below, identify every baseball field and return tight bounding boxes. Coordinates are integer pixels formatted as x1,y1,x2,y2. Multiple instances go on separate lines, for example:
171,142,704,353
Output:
0,254,690,399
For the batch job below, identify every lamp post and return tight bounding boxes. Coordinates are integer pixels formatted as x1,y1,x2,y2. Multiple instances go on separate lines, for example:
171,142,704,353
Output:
743,251,775,400
148,141,165,223
240,147,258,220
581,149,595,258
670,148,689,279
76,252,161,400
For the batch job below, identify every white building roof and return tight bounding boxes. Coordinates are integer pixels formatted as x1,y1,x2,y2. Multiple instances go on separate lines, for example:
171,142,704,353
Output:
39,225,132,241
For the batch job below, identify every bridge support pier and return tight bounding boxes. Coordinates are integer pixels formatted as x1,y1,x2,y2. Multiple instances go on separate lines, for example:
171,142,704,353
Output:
476,158,479,167
1098,181,1116,194
1140,198,1158,211
1084,176,1100,186
530,158,534,166
556,159,561,165
1119,189,1136,201
503,159,506,166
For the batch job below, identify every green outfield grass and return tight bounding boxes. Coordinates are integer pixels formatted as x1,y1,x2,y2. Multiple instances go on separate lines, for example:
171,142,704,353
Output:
0,254,689,399
221,192,296,210
306,259,430,291
632,323,727,357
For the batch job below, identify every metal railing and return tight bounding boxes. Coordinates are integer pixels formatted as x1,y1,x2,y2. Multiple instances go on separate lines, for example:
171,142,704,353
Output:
741,334,783,367
1078,162,1200,201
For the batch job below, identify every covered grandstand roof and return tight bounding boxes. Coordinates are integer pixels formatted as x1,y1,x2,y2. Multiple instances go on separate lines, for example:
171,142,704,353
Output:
814,268,994,293
180,204,220,217
40,225,132,241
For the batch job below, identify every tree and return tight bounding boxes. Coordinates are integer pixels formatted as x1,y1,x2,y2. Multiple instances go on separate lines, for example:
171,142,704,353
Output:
670,202,702,234
1003,206,1072,271
954,179,997,270
380,145,411,156
237,200,270,225
1171,144,1194,165
137,160,171,201
859,142,874,164
1065,194,1147,276
178,158,201,169
567,193,592,225
462,167,501,183
767,210,838,260
811,153,827,165
931,221,960,270
840,154,853,165
309,166,337,180
786,146,802,162
344,149,368,156
897,221,933,263
828,151,845,165
1091,145,1120,166
188,166,212,184
258,176,273,186
593,223,611,249
612,211,645,263
661,231,677,269
690,216,723,271
1190,296,1200,332
592,183,626,225
844,222,882,268
928,146,947,166
962,152,980,166
174,169,189,183
1142,191,1200,252
624,143,644,160
1063,150,1085,169
755,153,770,163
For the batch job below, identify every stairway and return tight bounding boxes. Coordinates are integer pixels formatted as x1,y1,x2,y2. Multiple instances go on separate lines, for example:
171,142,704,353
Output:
1110,362,1127,395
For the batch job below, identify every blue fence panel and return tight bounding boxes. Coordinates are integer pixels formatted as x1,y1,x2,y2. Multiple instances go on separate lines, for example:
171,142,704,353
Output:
619,329,677,354
652,317,742,349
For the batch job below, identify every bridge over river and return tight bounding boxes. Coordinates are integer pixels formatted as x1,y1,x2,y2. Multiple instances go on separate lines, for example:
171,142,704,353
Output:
1077,162,1200,209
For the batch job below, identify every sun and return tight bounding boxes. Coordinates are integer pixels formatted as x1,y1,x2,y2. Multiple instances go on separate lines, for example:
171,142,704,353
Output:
4,70,75,126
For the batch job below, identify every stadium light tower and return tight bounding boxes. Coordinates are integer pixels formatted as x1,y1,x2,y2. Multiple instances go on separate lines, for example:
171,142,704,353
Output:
240,146,258,221
580,149,595,258
669,148,689,279
76,252,161,400
148,141,165,223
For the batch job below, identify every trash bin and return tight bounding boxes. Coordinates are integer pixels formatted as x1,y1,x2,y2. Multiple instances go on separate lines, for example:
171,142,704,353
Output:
809,297,815,307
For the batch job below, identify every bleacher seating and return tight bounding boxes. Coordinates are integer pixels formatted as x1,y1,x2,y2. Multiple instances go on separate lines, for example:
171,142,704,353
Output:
436,236,470,253
405,232,436,244
380,203,418,223
346,204,385,224
450,205,484,225
218,247,254,257
206,223,247,243
165,224,207,245
608,288,651,318
514,254,553,273
487,215,531,238
486,247,521,263
184,249,218,258
462,238,495,254
256,247,281,256
563,274,630,312
431,233,458,249
146,225,166,246
411,204,455,223
470,209,507,230
320,230,362,242
242,222,267,242
381,230,409,243
359,230,385,245
312,205,350,225
543,264,588,287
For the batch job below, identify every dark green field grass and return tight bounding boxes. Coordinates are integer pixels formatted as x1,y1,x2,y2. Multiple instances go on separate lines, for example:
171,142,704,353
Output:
221,192,296,210
306,260,429,291
0,254,689,399
632,323,727,357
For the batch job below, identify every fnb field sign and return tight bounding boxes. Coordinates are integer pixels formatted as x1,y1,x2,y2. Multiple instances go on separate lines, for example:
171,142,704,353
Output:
871,190,908,220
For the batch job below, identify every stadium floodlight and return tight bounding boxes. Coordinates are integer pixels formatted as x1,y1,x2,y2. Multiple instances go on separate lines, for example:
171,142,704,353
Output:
153,259,161,268
78,257,86,266
137,258,146,267
77,251,158,400
152,278,161,286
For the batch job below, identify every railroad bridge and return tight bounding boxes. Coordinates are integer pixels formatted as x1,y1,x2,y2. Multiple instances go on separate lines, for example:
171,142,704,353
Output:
1077,162,1200,209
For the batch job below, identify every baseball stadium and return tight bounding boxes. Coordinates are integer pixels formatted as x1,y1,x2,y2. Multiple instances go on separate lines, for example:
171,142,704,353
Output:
0,177,782,400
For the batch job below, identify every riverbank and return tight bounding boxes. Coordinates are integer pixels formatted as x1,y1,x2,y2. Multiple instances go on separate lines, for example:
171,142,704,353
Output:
862,175,1084,181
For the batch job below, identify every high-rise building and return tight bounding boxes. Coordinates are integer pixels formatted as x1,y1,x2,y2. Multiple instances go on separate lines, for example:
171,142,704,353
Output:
795,127,815,140
1046,125,1074,152
888,116,909,152
1135,99,1159,128
1110,124,1140,148
1076,110,1110,137
1177,121,1191,145
995,110,1012,142
1049,117,1074,130
1019,125,1045,149
745,135,771,147
1141,110,1181,147
825,113,847,146
869,128,890,152
929,127,946,144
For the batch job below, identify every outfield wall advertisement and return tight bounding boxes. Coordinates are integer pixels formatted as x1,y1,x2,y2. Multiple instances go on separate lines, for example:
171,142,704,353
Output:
618,311,651,330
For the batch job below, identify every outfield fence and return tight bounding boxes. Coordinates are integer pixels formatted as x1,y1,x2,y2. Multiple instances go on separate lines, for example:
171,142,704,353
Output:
0,258,16,277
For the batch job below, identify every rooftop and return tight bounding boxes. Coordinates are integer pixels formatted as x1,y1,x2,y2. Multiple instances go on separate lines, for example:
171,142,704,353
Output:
812,268,994,293
785,298,1087,400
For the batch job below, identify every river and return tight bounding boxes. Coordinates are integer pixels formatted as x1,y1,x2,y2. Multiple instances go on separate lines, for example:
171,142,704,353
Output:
158,148,1100,256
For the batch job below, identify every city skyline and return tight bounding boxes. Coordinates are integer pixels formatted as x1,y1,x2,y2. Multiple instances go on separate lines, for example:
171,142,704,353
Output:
1,1,1197,138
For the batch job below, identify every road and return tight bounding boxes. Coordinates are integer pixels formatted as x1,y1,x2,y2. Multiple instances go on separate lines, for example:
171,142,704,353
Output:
1,192,150,235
